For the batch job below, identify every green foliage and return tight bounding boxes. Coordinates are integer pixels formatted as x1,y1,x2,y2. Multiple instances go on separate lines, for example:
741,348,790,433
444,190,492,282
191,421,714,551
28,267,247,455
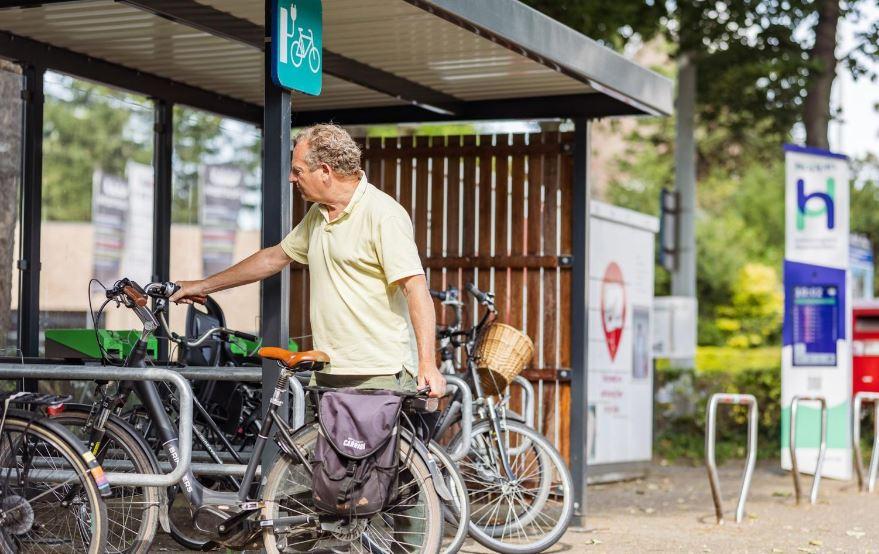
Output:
714,263,783,347
850,157,879,295
527,0,879,150
606,115,786,345
42,77,152,221
693,346,780,373
172,106,225,224
41,74,259,225
655,354,781,463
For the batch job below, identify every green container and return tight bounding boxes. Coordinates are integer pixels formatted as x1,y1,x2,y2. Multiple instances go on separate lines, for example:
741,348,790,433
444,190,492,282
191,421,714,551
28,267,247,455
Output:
45,329,159,360
45,329,298,362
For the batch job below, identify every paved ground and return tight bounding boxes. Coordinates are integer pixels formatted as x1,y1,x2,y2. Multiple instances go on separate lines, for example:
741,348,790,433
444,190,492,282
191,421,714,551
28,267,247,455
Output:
464,461,879,554
154,461,879,552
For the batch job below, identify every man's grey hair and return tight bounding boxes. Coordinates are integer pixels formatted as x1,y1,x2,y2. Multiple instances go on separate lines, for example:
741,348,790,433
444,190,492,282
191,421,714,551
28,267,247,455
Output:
294,124,362,177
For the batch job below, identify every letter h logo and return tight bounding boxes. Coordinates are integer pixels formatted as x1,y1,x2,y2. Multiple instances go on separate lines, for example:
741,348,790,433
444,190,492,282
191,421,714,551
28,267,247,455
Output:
796,178,835,231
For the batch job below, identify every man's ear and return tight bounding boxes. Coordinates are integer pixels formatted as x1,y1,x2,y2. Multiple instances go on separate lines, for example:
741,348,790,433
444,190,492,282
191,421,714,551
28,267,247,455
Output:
320,162,332,183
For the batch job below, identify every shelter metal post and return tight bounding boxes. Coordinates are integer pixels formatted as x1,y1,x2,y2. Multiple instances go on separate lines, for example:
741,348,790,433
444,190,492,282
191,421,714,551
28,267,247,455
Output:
17,64,43,388
671,54,696,369
790,395,828,505
569,116,591,525
152,99,173,362
260,0,291,469
853,391,879,493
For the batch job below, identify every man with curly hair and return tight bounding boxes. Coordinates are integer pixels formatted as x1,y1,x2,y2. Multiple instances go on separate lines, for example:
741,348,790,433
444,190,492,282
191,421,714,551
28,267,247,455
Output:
172,124,446,398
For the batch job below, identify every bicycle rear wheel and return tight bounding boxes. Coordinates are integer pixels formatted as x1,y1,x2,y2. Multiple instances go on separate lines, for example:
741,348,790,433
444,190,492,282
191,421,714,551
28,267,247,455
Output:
428,441,469,554
0,414,108,553
261,424,443,553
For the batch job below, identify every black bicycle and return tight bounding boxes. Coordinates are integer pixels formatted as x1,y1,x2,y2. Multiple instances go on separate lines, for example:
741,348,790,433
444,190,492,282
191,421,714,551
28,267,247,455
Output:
0,392,110,553
56,278,447,553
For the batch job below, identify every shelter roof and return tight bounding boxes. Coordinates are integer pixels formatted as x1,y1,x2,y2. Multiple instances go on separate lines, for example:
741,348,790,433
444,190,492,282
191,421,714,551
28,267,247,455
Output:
0,0,673,124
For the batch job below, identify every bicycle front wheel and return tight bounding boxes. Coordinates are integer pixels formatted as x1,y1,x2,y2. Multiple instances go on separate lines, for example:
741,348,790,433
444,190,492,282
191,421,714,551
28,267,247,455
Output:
454,419,574,554
52,409,160,554
261,424,443,553
0,414,109,554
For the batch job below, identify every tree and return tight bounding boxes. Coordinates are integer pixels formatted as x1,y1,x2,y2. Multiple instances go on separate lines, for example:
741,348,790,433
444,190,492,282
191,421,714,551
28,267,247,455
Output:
0,61,21,348
42,76,152,222
525,0,877,150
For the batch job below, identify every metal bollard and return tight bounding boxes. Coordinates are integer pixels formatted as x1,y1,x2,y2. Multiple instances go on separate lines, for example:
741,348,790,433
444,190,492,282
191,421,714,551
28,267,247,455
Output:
853,391,879,493
789,395,828,505
705,393,758,524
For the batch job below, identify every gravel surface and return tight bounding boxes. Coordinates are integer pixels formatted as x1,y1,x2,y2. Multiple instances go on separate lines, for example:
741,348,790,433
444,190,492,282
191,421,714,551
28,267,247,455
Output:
153,461,879,552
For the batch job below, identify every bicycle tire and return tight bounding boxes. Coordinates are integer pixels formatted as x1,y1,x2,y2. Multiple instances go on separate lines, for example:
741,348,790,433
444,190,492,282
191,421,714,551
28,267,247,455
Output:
51,409,160,554
0,413,109,554
453,419,574,554
119,405,218,551
428,440,469,554
261,423,444,553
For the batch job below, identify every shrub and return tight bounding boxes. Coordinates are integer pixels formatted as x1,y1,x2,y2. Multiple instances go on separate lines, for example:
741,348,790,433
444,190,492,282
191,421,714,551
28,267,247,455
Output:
655,347,781,464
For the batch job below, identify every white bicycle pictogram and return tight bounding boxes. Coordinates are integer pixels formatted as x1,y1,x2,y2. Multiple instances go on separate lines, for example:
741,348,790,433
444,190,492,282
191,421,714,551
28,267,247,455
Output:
281,5,321,74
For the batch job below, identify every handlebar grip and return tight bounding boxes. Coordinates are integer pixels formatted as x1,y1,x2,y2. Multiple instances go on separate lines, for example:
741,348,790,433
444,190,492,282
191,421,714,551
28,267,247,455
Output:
465,282,488,303
123,285,148,307
230,330,259,343
429,289,446,301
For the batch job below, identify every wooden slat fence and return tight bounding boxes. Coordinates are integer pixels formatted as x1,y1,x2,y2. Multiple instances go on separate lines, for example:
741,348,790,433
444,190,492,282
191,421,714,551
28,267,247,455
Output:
289,132,574,460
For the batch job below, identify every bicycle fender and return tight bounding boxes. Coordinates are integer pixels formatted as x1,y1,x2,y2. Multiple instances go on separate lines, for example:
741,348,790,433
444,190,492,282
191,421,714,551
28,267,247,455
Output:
55,404,171,533
400,428,453,502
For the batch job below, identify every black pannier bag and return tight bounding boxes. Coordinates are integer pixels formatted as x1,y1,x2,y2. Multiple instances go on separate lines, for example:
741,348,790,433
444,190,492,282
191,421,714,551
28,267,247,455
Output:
312,388,403,516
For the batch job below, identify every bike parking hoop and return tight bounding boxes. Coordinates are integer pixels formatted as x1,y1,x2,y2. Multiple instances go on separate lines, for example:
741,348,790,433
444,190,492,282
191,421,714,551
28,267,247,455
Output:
444,374,473,462
512,375,536,429
704,393,758,524
177,366,305,428
853,391,879,493
789,394,828,505
0,364,192,488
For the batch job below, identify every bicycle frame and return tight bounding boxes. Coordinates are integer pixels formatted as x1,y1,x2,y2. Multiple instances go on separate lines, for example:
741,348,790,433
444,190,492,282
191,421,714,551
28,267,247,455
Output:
81,331,312,544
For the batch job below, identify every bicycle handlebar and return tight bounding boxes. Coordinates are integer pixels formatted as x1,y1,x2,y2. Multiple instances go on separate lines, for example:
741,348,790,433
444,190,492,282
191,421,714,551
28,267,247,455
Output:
122,284,148,307
430,289,446,301
465,282,494,307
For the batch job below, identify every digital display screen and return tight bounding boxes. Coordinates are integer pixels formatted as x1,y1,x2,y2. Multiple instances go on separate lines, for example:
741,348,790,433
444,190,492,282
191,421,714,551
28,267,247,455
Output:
792,284,839,367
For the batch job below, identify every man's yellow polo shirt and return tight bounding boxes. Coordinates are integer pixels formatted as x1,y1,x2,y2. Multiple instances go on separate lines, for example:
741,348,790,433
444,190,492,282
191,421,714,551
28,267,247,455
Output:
280,174,424,376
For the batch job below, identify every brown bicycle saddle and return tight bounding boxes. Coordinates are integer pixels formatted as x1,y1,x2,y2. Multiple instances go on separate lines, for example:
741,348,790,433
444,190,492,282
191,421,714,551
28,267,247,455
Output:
258,347,330,368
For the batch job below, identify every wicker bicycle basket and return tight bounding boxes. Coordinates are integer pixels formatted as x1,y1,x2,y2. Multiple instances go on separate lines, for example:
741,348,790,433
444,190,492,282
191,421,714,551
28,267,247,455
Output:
473,323,535,396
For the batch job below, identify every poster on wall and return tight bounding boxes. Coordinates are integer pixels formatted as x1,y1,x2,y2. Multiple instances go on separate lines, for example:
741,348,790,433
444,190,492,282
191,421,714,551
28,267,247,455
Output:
586,202,658,470
91,171,128,283
781,144,851,480
199,164,245,276
119,161,154,285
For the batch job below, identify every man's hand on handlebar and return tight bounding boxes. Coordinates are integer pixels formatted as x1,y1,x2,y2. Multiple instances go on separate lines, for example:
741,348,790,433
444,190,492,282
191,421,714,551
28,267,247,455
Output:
169,280,208,305
418,363,446,398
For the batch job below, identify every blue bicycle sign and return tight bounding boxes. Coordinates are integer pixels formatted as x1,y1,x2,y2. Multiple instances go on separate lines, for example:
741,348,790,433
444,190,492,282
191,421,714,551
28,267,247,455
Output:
272,0,322,95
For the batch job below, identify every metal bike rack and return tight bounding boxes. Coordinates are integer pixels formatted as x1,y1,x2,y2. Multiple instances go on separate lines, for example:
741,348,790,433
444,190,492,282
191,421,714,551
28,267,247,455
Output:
180,366,304,427
0,365,192,487
444,374,473,461
512,375,535,429
853,391,879,493
790,395,828,505
704,393,758,524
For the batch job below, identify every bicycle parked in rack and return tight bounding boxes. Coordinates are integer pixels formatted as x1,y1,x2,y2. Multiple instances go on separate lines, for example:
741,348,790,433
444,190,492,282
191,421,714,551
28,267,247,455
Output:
0,392,110,553
431,282,574,554
58,277,452,553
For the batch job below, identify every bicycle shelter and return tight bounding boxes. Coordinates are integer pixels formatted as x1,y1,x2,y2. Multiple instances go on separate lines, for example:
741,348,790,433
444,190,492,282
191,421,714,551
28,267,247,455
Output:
0,0,673,524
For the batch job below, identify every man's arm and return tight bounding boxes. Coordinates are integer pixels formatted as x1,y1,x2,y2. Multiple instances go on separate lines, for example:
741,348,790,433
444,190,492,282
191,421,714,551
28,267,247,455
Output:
170,244,292,304
397,274,446,398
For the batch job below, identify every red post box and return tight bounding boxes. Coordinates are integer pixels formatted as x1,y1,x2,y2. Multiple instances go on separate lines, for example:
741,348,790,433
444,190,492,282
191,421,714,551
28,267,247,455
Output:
852,300,879,395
